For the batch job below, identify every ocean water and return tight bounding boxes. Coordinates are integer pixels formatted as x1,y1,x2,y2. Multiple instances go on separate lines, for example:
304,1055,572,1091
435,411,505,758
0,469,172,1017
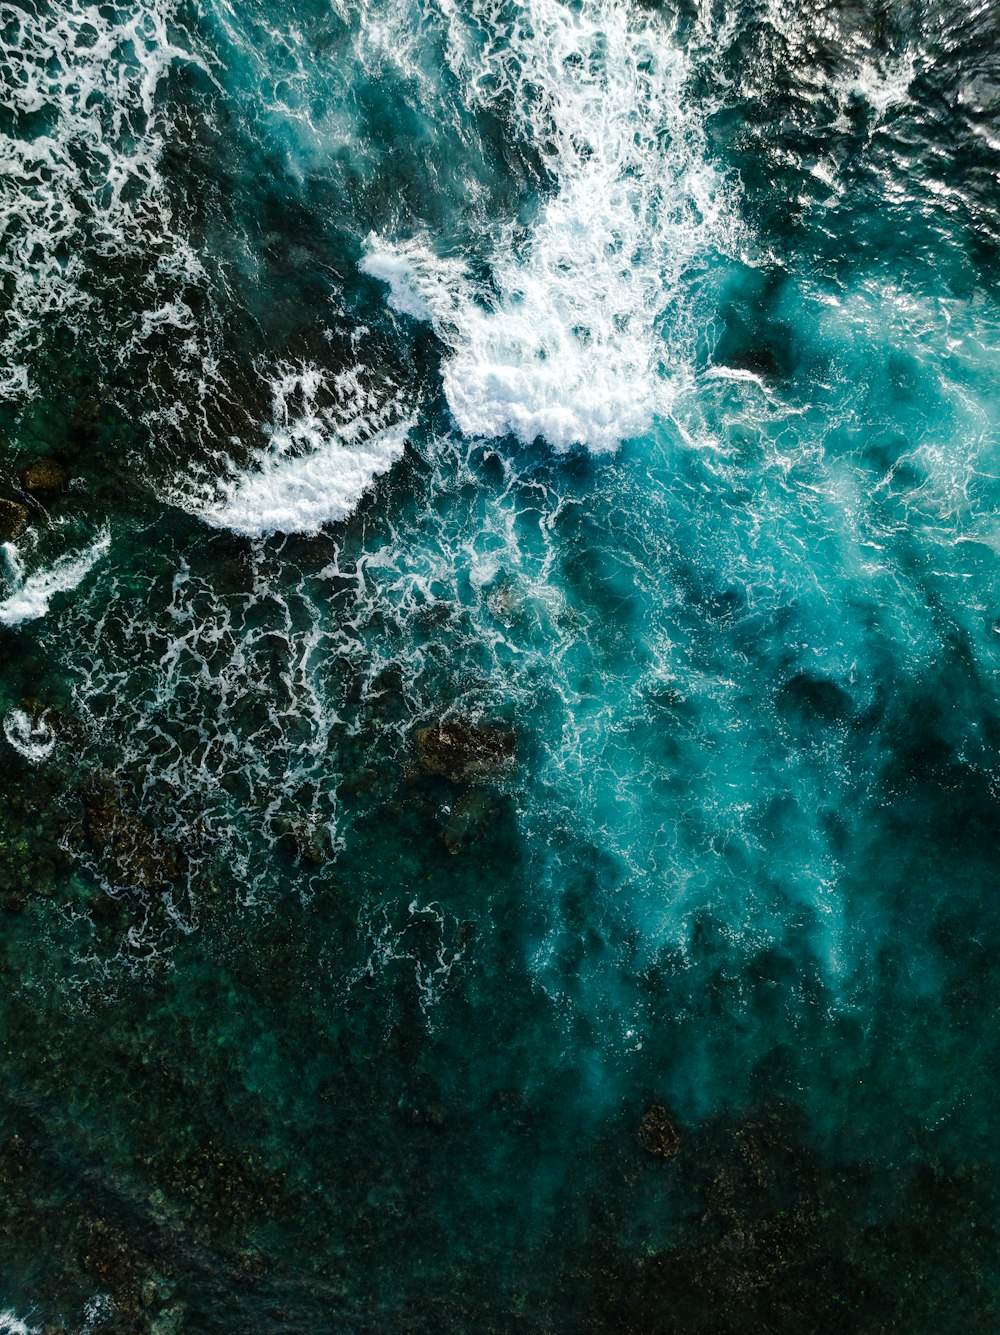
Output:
1,0,999,1329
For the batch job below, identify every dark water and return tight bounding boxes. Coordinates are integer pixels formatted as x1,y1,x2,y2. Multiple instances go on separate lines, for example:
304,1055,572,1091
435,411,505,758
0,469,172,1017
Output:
1,0,999,1330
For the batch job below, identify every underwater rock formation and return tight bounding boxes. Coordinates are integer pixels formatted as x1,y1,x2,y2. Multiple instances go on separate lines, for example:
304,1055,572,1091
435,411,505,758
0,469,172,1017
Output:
21,459,69,497
415,719,517,784
0,498,28,542
82,779,178,891
442,790,501,854
637,1105,681,1159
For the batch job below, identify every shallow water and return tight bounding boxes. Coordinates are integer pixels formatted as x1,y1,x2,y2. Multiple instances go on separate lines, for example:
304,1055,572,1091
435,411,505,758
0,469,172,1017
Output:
1,0,999,1330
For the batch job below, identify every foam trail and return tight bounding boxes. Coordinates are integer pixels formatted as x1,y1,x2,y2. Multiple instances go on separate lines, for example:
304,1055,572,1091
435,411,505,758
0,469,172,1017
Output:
3,707,58,762
187,365,411,537
198,424,411,537
0,530,110,626
361,0,741,453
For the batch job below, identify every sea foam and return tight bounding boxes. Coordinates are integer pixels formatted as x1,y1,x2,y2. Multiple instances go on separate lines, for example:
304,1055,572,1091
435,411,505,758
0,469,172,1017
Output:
0,0,208,399
3,707,57,762
361,0,742,453
187,365,411,537
0,530,110,626
0,1312,36,1335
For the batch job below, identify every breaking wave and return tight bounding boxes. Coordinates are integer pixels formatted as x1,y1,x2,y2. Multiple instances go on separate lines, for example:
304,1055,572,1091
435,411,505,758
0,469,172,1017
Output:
0,528,110,626
182,364,412,537
362,0,743,453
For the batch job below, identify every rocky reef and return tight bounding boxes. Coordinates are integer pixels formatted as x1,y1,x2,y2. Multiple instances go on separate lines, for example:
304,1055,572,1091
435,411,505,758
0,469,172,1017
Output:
0,497,28,542
415,718,517,785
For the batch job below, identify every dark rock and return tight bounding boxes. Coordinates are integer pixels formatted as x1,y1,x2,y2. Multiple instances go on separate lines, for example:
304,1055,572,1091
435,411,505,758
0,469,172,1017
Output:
82,779,178,890
149,1308,185,1335
490,1087,533,1134
19,697,64,731
90,892,123,924
275,814,330,866
0,498,28,542
415,718,516,784
442,790,499,853
777,673,851,721
79,1217,141,1298
68,397,103,445
638,1104,681,1159
21,458,69,496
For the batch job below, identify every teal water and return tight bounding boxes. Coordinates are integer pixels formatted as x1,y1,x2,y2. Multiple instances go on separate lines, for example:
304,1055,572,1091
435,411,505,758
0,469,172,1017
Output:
1,0,1000,1330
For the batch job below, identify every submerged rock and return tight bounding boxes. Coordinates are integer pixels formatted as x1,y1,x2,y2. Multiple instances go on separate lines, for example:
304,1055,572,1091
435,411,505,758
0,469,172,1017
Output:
0,498,28,542
638,1104,681,1159
0,756,73,897
415,718,516,784
21,458,69,496
274,813,331,866
82,779,178,890
442,790,500,853
148,1306,185,1335
68,396,104,446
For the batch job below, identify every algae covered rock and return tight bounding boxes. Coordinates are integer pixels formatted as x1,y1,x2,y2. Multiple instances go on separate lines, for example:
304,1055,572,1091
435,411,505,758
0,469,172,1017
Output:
21,458,69,496
638,1104,681,1159
0,498,28,542
0,751,73,899
274,813,331,866
415,718,516,784
82,778,178,890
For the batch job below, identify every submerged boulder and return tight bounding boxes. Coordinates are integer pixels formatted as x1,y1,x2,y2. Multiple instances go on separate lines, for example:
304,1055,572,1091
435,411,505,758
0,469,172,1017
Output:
415,718,516,784
442,790,499,854
0,498,28,542
274,813,331,866
83,779,178,890
638,1104,681,1159
21,458,68,496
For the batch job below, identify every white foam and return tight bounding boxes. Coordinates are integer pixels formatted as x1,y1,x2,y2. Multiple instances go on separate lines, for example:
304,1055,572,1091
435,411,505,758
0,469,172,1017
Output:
361,0,742,453
834,53,916,119
0,530,110,626
188,365,411,537
0,1312,37,1335
3,707,57,762
0,0,209,400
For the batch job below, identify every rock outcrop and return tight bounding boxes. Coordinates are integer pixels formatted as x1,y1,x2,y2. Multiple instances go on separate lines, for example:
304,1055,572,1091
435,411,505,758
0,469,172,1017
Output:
0,498,28,542
638,1104,681,1159
415,718,516,784
442,790,499,853
82,779,178,890
21,458,69,496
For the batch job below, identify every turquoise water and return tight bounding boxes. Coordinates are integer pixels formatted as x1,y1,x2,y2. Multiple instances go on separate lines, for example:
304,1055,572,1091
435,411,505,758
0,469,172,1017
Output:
1,0,1000,1329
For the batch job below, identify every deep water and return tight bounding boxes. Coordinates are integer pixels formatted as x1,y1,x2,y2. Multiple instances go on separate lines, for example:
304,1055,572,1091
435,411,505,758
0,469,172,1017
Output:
1,0,1000,1330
